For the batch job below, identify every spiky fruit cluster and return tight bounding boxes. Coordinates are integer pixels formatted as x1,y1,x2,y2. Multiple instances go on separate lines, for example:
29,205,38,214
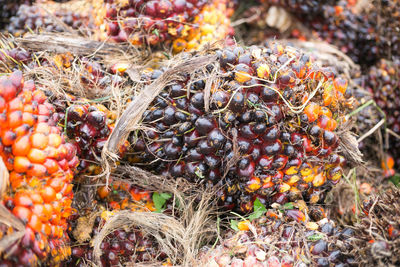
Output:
352,187,400,266
197,205,356,266
363,58,400,169
50,97,127,176
6,3,93,37
0,71,79,266
127,42,355,213
0,0,32,29
92,0,234,52
65,182,164,267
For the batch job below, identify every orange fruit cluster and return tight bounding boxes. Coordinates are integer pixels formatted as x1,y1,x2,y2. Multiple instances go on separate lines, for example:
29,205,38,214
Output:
0,71,79,266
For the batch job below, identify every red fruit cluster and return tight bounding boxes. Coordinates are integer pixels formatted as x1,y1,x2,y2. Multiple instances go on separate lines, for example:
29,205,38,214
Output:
68,226,163,267
0,71,79,266
50,97,127,175
127,42,355,213
93,0,234,52
197,206,356,266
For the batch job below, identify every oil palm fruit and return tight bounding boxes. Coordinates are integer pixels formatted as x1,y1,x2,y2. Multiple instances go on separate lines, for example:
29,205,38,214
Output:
259,0,338,18
0,46,32,73
257,0,399,66
6,1,94,37
307,1,379,66
197,205,356,266
0,0,32,29
363,58,400,170
1,48,128,176
0,71,79,266
50,96,128,176
126,42,356,213
92,0,234,53
65,182,165,267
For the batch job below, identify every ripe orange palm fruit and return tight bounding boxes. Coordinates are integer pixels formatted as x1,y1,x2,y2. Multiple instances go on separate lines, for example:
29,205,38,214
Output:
0,71,79,266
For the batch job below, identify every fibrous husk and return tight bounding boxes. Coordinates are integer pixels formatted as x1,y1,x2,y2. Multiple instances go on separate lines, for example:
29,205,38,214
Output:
89,166,220,266
350,186,400,266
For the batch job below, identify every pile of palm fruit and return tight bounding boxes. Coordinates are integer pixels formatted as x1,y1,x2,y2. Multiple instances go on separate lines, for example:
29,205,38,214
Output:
0,0,398,266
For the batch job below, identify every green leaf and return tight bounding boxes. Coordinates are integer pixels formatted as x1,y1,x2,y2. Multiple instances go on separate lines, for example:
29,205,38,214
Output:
152,192,172,213
307,233,324,241
195,167,205,179
160,193,172,199
152,29,160,37
282,202,295,210
162,52,170,59
248,210,264,221
390,174,400,187
230,220,239,231
248,198,267,221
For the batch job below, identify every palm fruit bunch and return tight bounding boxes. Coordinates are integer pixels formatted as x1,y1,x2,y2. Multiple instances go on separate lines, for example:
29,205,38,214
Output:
254,0,400,66
92,0,234,53
126,42,356,213
64,182,166,267
253,0,377,65
6,1,94,37
49,96,128,176
197,205,356,266
363,58,400,170
0,71,79,266
0,0,32,29
375,0,400,60
307,1,379,66
259,0,338,18
351,187,400,265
